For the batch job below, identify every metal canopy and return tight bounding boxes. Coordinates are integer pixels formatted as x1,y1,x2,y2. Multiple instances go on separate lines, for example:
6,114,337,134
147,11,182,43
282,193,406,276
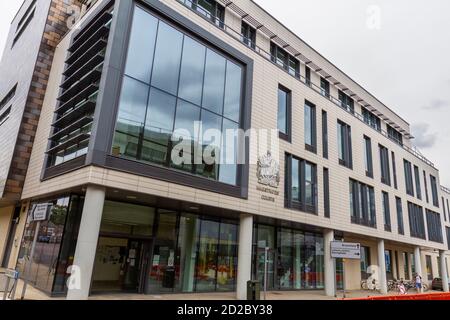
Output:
217,0,411,140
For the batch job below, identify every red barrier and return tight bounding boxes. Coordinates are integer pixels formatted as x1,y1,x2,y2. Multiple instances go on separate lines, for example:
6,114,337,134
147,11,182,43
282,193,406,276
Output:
345,292,450,300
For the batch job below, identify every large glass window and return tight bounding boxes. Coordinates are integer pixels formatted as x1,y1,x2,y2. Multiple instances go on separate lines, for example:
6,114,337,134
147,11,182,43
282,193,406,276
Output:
404,160,415,197
414,166,422,200
362,107,381,132
426,209,443,243
285,154,317,214
349,179,377,228
253,225,324,290
408,202,426,239
112,7,244,186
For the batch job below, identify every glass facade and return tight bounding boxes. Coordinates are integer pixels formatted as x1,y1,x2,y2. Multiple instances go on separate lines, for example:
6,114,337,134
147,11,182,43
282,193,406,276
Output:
252,224,324,290
16,195,84,294
112,6,243,186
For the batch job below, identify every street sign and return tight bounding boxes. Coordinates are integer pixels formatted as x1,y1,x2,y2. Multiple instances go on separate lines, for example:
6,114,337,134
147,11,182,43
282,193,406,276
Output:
32,203,51,222
330,241,361,259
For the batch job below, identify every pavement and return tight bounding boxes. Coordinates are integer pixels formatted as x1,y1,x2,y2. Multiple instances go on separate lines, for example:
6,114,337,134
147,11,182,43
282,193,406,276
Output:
3,279,440,301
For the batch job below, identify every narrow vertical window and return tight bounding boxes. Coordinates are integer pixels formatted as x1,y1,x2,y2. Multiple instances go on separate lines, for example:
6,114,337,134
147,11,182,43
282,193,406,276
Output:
391,152,398,189
383,191,391,232
324,168,330,218
404,160,414,196
396,197,404,235
320,77,330,98
304,101,316,153
442,197,447,222
337,120,352,169
363,136,373,178
278,85,291,141
241,21,256,49
305,66,311,86
379,145,391,186
414,165,422,200
322,110,328,159
430,175,439,207
423,171,429,203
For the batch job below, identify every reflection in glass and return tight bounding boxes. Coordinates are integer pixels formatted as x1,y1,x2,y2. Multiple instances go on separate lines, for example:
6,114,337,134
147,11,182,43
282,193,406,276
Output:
178,36,206,105
202,49,226,114
112,77,149,158
278,229,293,288
124,7,158,84
151,22,183,95
142,88,176,165
177,214,200,292
219,119,239,185
278,88,288,135
255,225,275,290
196,220,220,292
217,222,238,291
197,110,222,180
291,158,299,201
223,61,242,122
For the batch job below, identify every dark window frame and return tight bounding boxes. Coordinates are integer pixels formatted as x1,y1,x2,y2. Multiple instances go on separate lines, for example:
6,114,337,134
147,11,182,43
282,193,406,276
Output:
349,179,377,228
323,167,330,218
304,100,317,153
285,153,318,215
414,165,422,200
423,171,429,203
396,197,404,235
391,151,398,189
404,160,415,197
241,21,256,49
379,144,391,186
322,110,328,159
337,120,353,169
430,175,439,207
426,209,443,243
382,191,391,232
363,135,373,178
408,202,426,240
362,107,381,132
320,77,330,98
278,84,292,142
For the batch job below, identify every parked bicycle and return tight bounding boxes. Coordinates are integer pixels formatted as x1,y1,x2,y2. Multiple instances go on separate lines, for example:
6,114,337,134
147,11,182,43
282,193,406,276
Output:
361,278,379,291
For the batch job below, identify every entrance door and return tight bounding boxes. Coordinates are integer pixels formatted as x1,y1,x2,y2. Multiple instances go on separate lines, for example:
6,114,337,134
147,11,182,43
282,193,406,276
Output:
92,237,150,293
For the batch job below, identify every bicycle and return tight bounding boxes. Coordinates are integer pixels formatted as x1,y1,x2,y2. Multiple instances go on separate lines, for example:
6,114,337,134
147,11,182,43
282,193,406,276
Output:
361,278,379,291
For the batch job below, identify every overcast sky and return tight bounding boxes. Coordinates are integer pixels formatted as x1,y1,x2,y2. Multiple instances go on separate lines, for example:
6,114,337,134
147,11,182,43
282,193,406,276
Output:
0,0,449,185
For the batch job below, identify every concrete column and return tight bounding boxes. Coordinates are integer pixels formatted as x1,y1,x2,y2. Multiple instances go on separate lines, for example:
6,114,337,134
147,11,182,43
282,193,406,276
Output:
236,214,253,300
377,239,388,294
414,246,423,278
323,229,335,297
67,185,106,300
439,250,449,292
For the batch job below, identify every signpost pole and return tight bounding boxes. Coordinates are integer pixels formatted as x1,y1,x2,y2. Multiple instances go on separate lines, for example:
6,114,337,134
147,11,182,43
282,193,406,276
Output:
21,220,40,300
264,247,269,301
333,258,337,298
342,258,346,298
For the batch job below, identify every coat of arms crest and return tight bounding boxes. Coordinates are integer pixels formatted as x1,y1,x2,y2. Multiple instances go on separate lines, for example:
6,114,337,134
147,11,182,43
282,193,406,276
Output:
256,151,280,188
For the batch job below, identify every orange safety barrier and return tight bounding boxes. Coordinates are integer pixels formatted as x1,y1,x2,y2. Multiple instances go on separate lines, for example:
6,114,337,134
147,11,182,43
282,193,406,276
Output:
344,292,450,300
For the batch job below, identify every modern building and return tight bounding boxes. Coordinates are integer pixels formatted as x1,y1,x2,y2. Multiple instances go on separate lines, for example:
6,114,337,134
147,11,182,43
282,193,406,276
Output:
0,0,449,299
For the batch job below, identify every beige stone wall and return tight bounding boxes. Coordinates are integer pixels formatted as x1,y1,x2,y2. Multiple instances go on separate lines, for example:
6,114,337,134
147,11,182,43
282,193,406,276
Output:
0,206,14,263
21,0,448,258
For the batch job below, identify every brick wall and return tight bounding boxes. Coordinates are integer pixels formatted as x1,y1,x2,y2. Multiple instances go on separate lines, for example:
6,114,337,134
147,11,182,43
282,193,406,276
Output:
2,0,83,201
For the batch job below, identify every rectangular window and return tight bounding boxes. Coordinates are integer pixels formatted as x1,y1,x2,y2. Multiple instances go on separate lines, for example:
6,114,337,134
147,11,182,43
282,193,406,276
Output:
304,101,316,153
0,84,17,112
338,90,354,114
285,154,318,214
271,43,299,78
363,136,373,178
404,160,415,196
396,197,404,235
446,227,450,250
403,252,410,280
408,202,426,239
337,120,352,169
414,166,422,200
305,66,311,86
349,179,377,228
387,124,403,146
447,199,450,221
426,210,443,243
423,171,429,203
430,175,439,207
426,256,433,280
320,77,330,98
379,145,391,186
391,152,398,189
382,192,391,232
241,21,256,49
322,110,328,159
360,246,371,279
192,0,225,28
442,197,447,222
278,85,291,141
362,107,381,132
324,168,330,218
